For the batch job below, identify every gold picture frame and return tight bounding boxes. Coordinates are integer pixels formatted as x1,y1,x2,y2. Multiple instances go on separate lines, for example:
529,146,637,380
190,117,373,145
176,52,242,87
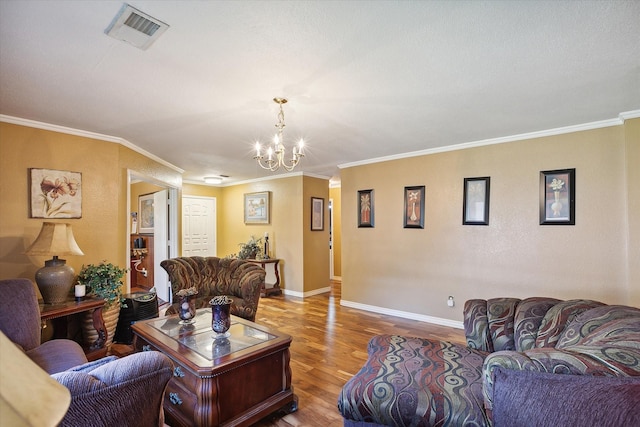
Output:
244,191,270,224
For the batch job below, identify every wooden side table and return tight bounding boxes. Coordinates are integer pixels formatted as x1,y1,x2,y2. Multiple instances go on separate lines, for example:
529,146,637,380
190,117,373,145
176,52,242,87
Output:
40,297,107,361
247,258,282,297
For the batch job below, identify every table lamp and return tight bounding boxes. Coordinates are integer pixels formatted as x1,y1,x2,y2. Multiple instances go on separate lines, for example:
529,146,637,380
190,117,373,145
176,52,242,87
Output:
25,222,84,305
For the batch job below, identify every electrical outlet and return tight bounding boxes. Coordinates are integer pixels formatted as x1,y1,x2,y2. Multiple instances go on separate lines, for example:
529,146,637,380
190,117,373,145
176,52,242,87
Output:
447,296,455,307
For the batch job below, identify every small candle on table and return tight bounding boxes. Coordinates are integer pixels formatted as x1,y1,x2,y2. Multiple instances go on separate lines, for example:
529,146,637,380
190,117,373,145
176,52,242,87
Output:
75,284,86,300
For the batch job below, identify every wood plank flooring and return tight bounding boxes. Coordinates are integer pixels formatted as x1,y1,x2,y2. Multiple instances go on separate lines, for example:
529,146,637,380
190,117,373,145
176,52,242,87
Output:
250,280,465,427
118,281,465,426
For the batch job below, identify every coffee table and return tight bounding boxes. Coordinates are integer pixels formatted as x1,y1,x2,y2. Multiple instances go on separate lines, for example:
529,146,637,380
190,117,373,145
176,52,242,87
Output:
131,308,297,427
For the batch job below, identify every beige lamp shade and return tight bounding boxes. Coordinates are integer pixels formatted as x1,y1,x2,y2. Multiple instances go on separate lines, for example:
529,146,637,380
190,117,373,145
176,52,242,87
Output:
25,223,84,304
24,222,84,256
0,331,71,426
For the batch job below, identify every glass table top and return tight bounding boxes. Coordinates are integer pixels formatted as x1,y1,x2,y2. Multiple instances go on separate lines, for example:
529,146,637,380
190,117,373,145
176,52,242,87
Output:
145,308,276,362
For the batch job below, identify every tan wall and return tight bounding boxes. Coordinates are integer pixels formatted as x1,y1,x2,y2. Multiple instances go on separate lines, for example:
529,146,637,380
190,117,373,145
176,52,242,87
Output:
625,118,640,304
341,120,638,322
330,186,342,277
303,176,331,292
0,123,181,291
217,177,305,293
130,181,165,222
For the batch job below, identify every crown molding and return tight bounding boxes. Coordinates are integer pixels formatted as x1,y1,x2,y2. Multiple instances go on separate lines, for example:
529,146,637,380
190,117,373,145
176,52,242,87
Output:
338,110,640,170
0,114,184,174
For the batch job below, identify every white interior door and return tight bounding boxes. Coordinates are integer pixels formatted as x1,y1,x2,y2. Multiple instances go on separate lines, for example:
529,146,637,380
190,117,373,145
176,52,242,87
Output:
153,190,170,302
182,196,216,257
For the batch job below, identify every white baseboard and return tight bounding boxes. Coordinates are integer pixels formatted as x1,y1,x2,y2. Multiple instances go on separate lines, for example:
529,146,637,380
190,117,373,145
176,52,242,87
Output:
283,286,331,298
340,299,464,329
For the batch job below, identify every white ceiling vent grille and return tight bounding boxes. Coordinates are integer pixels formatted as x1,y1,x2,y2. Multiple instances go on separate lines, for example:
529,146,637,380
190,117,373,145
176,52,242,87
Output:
105,3,169,50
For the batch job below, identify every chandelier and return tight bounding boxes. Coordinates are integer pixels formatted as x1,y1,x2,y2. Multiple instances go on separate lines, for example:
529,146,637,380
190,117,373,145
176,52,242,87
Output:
254,98,304,172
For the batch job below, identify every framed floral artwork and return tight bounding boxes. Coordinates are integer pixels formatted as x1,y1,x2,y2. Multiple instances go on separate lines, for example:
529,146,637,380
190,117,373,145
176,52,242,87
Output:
540,168,575,225
244,191,270,224
463,177,490,225
357,189,374,228
138,193,155,233
403,186,425,229
29,168,82,218
311,197,324,231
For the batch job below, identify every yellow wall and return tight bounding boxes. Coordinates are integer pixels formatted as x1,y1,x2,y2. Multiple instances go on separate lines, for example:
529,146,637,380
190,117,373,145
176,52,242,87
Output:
341,119,639,322
0,122,181,287
130,181,165,223
330,186,342,277
625,118,640,304
302,176,331,293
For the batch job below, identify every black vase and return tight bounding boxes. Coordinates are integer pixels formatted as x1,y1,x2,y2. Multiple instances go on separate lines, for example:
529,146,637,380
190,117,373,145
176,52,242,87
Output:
210,296,231,337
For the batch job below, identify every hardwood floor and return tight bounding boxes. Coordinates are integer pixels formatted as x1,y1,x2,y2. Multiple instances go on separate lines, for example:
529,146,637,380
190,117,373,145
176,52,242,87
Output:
118,281,465,426
250,280,465,427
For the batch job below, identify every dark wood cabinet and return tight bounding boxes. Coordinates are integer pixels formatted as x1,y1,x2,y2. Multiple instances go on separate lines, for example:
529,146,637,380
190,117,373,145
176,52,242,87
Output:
130,234,154,290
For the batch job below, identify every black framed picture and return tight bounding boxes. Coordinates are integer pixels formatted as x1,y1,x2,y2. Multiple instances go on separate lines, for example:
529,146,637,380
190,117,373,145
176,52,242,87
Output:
463,177,490,225
357,189,374,228
540,168,575,225
403,186,425,229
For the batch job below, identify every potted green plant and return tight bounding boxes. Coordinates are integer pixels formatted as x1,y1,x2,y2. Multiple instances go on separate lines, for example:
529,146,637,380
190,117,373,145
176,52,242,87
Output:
237,235,263,260
77,260,128,348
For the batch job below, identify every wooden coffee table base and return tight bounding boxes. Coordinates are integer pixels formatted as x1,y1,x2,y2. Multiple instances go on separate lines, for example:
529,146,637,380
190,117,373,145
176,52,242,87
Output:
132,311,297,426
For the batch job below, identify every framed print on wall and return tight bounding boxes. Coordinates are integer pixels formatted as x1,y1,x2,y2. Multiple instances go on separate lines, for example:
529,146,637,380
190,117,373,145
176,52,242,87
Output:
463,177,490,225
311,197,324,231
245,191,270,224
403,185,425,229
138,193,155,233
29,168,82,218
357,189,374,228
540,168,575,225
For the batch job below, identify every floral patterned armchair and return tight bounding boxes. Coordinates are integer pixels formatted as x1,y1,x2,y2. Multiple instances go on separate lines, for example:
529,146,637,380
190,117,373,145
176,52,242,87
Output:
160,256,265,321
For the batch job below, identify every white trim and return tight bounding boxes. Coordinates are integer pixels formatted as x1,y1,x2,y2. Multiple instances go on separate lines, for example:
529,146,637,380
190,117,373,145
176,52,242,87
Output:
0,114,184,173
331,275,342,281
186,171,331,187
338,111,640,170
620,110,640,120
340,299,465,329
283,286,331,298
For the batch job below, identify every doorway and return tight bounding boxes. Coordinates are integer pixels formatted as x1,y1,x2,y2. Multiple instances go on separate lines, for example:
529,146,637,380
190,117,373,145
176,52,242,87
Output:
127,171,178,303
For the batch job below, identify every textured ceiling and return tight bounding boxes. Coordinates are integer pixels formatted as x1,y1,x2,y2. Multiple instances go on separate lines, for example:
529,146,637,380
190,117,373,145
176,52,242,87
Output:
1,1,639,185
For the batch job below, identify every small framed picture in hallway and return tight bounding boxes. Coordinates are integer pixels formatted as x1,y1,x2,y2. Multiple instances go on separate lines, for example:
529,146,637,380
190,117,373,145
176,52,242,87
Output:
357,189,374,228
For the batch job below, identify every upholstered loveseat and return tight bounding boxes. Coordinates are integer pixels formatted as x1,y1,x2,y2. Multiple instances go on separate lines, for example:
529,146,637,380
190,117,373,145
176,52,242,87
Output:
160,256,266,322
338,297,640,426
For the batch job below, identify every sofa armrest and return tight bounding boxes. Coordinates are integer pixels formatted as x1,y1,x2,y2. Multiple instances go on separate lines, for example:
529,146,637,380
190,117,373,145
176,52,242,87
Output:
491,367,640,427
52,351,174,427
482,347,638,411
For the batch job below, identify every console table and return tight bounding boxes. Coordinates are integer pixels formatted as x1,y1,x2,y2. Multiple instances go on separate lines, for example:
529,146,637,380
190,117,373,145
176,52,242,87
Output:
40,297,107,361
247,258,282,297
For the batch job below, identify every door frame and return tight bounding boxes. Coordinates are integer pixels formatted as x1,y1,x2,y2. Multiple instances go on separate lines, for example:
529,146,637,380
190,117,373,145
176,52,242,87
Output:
126,170,178,295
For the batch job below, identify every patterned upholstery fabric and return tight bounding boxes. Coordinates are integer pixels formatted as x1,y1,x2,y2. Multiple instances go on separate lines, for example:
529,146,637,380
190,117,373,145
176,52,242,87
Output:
338,297,640,426
53,351,174,427
338,335,487,427
160,256,265,321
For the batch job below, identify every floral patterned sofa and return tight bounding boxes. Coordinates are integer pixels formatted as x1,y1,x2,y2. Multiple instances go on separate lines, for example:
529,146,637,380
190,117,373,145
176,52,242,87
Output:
160,256,265,322
337,297,640,426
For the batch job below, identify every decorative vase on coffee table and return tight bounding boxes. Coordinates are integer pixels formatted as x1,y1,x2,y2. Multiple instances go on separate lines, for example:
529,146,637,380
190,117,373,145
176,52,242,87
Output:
178,294,197,324
210,295,232,338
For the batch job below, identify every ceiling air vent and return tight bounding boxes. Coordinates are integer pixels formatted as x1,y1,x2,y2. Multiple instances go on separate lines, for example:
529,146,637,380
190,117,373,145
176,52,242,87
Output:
105,3,169,50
